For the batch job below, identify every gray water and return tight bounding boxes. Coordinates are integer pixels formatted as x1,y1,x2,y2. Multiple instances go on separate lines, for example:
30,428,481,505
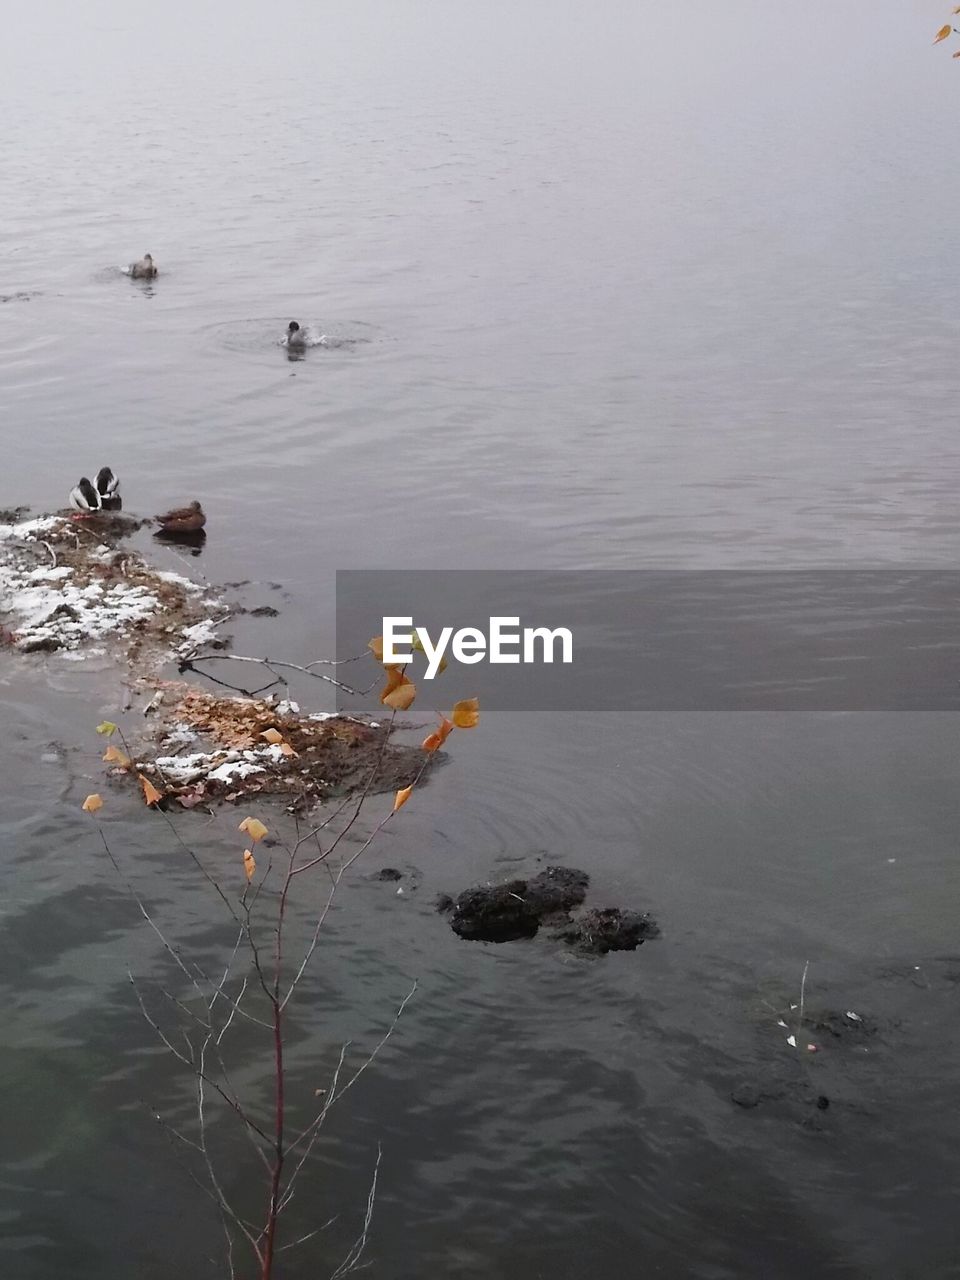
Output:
2,2,960,1276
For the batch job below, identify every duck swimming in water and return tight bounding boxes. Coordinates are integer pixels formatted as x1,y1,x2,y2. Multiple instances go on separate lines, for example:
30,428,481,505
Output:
154,501,206,534
69,477,102,511
129,253,157,279
285,320,307,348
96,466,121,510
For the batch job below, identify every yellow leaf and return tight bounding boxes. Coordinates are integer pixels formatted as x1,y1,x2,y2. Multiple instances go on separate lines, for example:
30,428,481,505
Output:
934,23,953,42
102,745,131,768
279,741,297,757
380,666,416,709
243,849,256,882
422,716,454,753
367,636,384,663
82,793,103,813
238,816,269,843
451,697,480,729
138,774,163,807
96,721,118,736
261,727,283,744
393,786,413,812
383,679,417,711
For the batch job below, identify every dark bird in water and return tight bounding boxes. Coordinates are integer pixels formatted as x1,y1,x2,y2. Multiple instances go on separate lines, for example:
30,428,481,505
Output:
130,252,158,279
154,501,206,534
285,320,306,348
69,477,101,511
96,466,121,510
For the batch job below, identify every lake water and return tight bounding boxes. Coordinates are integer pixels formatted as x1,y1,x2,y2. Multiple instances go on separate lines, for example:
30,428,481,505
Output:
2,3,960,1276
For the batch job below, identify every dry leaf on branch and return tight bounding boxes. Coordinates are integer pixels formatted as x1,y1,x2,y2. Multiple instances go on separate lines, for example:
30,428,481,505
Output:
238,816,269,843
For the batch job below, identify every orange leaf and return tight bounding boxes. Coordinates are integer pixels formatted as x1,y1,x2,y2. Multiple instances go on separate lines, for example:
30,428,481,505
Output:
368,636,384,663
934,23,953,42
82,793,103,813
422,715,454,753
138,774,163,807
393,786,413,812
243,849,256,882
279,741,297,757
261,727,283,744
238,816,269,843
383,680,416,711
380,666,416,709
102,744,131,768
451,697,480,729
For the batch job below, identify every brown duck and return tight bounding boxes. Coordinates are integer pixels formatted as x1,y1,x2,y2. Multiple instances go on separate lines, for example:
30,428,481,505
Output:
154,501,206,534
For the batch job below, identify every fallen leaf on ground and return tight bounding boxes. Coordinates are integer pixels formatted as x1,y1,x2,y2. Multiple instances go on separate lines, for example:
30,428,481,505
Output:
82,793,103,813
103,745,131,768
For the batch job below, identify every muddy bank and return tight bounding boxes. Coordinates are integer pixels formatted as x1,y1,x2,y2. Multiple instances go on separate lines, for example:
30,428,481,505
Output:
111,683,430,811
0,511,225,666
438,865,658,955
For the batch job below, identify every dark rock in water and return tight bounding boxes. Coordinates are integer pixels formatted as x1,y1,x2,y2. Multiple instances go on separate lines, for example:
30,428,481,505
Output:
525,865,589,915
435,893,455,913
250,605,280,618
558,907,659,955
376,867,403,882
816,1095,830,1111
731,1082,762,1109
441,865,657,955
445,866,591,942
451,878,542,942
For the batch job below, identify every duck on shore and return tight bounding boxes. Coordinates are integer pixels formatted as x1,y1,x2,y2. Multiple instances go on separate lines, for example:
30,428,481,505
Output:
96,466,121,510
69,477,102,511
154,501,206,534
129,253,157,279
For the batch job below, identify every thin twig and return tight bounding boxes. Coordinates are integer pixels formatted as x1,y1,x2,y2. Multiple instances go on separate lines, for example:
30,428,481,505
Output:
330,1144,382,1278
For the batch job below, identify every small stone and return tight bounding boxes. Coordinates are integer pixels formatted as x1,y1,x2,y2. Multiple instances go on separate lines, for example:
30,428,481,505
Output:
731,1082,761,1109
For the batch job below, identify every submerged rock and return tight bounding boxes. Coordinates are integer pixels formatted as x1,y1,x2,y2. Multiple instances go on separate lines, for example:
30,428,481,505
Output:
450,879,542,942
557,907,660,955
440,866,657,956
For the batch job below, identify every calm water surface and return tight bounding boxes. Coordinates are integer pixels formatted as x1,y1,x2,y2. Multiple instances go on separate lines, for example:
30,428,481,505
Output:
2,3,959,1277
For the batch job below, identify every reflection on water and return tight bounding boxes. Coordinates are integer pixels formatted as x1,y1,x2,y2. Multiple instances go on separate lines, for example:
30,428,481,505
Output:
1,0,959,1275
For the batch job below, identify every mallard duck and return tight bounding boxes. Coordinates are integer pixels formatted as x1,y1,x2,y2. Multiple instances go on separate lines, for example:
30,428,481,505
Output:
95,466,121,510
130,253,158,279
285,320,307,348
154,501,206,534
69,477,101,511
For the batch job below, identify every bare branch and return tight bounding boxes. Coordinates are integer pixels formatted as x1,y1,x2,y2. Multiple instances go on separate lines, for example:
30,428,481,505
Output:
330,1143,382,1278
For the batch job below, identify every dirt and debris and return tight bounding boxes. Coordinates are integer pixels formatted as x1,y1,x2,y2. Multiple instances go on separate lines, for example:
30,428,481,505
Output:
115,683,430,810
555,906,660,955
438,866,657,955
0,512,226,665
